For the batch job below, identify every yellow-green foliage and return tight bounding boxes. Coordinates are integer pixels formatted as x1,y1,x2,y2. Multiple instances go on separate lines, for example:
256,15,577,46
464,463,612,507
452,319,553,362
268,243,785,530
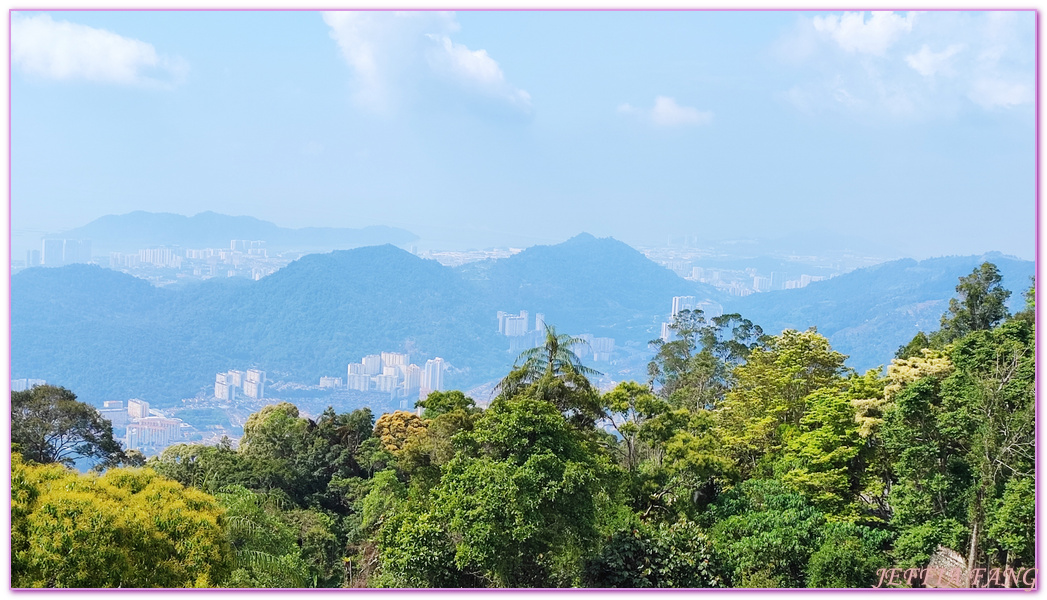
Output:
11,453,233,588
883,349,953,402
374,411,428,455
852,351,953,439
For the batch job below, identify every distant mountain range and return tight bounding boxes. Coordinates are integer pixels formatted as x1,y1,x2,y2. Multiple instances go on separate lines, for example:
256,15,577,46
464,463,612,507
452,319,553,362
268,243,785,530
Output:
56,211,418,253
10,233,1033,406
11,235,720,405
728,252,1033,372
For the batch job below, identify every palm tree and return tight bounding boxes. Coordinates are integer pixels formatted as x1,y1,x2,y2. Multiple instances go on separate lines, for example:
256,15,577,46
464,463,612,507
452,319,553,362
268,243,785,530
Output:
495,325,603,423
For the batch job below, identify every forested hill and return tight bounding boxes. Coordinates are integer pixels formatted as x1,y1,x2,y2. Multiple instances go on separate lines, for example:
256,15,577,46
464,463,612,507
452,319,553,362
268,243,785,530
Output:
456,233,724,339
11,235,716,404
11,239,1032,406
729,252,1034,372
57,211,419,253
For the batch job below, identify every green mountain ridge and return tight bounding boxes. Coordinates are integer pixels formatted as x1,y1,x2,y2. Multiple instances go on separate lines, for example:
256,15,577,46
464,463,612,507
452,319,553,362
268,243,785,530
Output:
11,237,1032,406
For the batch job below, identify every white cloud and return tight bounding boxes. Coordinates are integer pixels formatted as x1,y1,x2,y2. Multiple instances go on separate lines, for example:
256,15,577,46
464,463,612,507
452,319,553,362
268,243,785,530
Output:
322,11,529,112
619,96,712,128
779,11,1033,118
812,11,917,56
426,34,531,108
906,44,963,77
12,13,187,87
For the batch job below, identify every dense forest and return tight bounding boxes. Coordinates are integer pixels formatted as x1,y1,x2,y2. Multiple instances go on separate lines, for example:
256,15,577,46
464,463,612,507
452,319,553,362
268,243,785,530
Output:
10,263,1035,588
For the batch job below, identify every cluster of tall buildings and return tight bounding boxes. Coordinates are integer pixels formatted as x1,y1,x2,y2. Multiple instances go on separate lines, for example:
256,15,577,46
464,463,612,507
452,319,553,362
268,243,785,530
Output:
573,334,616,362
342,353,446,400
497,310,548,352
687,267,827,296
660,296,724,343
37,239,92,267
495,310,616,362
106,240,284,283
214,369,266,401
98,399,185,453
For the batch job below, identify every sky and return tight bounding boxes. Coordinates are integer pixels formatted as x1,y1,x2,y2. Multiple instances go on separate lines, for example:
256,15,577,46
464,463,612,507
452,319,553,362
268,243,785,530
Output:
9,9,1037,259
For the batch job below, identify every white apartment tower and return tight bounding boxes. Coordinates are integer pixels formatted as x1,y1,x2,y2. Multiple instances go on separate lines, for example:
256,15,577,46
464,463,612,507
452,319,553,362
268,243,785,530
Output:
243,369,266,399
423,358,445,392
127,399,150,419
671,296,697,317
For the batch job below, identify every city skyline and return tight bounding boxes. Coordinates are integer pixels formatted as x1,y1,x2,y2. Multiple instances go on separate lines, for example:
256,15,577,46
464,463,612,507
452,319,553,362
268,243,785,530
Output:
10,10,1036,260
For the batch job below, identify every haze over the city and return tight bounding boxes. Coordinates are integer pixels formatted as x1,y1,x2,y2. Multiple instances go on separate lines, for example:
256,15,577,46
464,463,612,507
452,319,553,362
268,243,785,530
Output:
12,10,1035,259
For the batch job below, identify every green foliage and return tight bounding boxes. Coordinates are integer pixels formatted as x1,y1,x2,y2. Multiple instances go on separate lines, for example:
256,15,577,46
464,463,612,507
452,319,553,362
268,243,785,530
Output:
11,385,125,468
806,522,891,588
895,331,931,360
985,477,1035,565
777,388,863,515
584,520,723,588
497,324,601,401
416,390,478,419
11,454,232,588
717,329,848,478
708,479,826,588
936,262,1011,344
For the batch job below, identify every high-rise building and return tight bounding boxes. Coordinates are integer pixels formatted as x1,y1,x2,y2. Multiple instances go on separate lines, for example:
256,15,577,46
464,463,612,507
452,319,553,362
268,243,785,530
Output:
215,373,234,401
535,313,546,333
42,239,64,266
99,406,129,430
125,417,182,450
402,364,422,394
362,354,382,375
592,337,615,362
752,276,771,293
504,315,527,336
671,296,697,317
128,399,150,419
497,311,507,334
374,374,398,394
243,369,266,399
319,376,342,389
423,358,445,392
347,373,371,392
381,352,409,368
25,249,40,268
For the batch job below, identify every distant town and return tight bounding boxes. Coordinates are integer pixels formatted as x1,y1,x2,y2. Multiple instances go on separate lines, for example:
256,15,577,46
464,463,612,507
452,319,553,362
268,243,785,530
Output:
14,235,864,296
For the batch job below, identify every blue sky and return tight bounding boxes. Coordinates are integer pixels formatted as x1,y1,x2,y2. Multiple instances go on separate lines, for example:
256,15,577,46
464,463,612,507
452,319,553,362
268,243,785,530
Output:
10,10,1036,258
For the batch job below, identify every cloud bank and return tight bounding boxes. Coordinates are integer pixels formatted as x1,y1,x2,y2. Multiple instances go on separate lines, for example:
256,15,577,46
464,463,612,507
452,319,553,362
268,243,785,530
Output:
777,10,1033,117
12,13,187,87
322,11,530,113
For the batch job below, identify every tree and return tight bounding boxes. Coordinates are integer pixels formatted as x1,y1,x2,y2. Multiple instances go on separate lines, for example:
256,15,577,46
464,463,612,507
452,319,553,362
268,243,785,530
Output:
716,329,848,478
805,522,891,588
706,479,826,588
12,454,232,588
649,311,764,411
496,324,601,400
400,397,612,587
373,411,427,455
584,520,723,588
936,262,1011,344
416,390,479,419
11,385,125,468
